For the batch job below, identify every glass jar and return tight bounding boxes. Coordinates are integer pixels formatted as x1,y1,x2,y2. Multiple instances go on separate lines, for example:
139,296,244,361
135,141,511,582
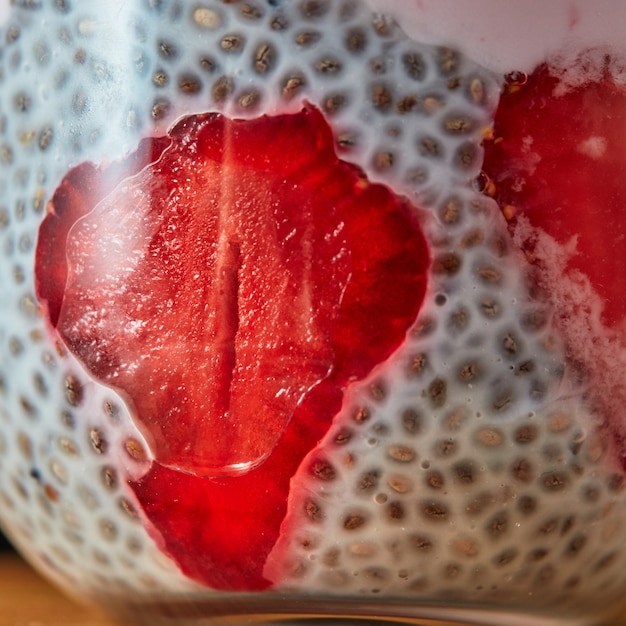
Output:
2,1,626,625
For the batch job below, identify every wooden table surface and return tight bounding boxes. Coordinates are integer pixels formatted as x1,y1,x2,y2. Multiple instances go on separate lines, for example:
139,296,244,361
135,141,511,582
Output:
5,550,626,626
0,553,119,626
0,553,462,626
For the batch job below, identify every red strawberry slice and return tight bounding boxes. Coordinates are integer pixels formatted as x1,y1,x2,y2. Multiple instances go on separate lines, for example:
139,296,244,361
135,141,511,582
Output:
36,136,172,329
133,380,342,591
482,62,626,330
35,104,429,589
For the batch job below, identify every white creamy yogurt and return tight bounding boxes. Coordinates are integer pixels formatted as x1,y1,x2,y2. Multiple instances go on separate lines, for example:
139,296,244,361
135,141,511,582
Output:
368,0,626,73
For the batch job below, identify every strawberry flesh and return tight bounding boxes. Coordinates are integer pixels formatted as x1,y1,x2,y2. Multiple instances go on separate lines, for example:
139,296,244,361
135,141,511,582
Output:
483,63,626,330
35,105,429,589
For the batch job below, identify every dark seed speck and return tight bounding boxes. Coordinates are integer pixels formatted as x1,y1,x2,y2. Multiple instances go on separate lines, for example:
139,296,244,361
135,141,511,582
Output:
38,126,53,150
152,70,168,87
322,93,347,114
358,470,380,492
89,429,108,455
517,494,537,515
540,471,569,492
254,44,274,74
64,375,83,407
238,90,260,109
315,58,342,74
511,457,533,483
453,460,475,484
486,511,509,537
387,501,405,520
212,76,233,103
564,534,587,557
514,424,538,444
426,470,444,489
282,75,306,99
158,40,178,59
373,151,394,171
344,513,366,530
411,534,434,552
310,458,336,481
14,92,31,113
345,27,367,52
419,136,442,157
151,99,171,120
427,378,447,408
402,408,423,435
240,2,263,19
371,84,392,110
438,47,459,74
454,143,477,170
295,30,321,46
401,51,426,80
221,34,245,52
434,438,457,457
494,547,518,567
270,14,289,30
101,465,118,490
528,547,549,562
305,499,323,521
199,56,218,73
432,252,461,275
299,0,329,18
396,95,419,114
421,501,449,521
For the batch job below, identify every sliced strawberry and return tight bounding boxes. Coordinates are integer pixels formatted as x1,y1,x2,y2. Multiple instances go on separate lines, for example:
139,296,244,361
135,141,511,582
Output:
36,136,172,328
133,379,342,590
483,62,626,330
35,104,429,589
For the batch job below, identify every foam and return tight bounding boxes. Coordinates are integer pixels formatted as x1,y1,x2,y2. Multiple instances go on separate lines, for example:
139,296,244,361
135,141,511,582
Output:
512,215,626,452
